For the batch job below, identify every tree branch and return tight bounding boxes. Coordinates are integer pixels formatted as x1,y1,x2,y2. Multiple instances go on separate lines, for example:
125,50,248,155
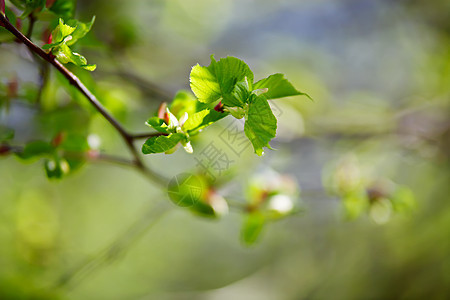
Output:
0,12,167,186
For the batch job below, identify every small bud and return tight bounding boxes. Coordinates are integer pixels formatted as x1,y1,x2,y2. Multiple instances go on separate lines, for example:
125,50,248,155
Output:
206,189,229,216
157,102,167,119
42,28,52,45
46,0,56,8
214,101,224,113
51,132,66,147
87,149,100,159
0,145,10,155
7,77,18,99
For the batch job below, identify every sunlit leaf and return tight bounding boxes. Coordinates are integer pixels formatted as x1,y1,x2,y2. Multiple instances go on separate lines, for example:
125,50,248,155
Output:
190,55,254,104
167,173,207,207
44,156,70,179
146,117,169,133
66,16,95,46
391,186,416,213
16,141,54,159
182,109,210,133
241,212,266,246
244,95,277,156
253,73,311,100
142,133,184,154
48,0,75,19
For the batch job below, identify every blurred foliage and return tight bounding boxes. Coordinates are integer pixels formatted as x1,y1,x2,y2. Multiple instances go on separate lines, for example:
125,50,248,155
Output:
1,0,450,299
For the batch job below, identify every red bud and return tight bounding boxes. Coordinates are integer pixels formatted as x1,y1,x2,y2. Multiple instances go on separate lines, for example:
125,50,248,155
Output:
87,149,100,159
214,101,224,113
163,112,170,124
7,77,18,99
42,28,52,44
157,102,167,119
0,145,10,155
46,0,56,8
51,132,66,147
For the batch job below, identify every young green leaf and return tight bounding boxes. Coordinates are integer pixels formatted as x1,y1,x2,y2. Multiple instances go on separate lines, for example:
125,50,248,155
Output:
59,133,89,152
167,173,207,207
391,186,416,213
190,56,254,104
53,43,96,71
241,212,266,246
169,90,197,119
142,133,184,154
190,61,221,103
43,18,96,71
222,78,250,107
244,95,277,156
19,0,45,18
0,127,14,142
43,18,75,49
16,141,54,159
181,109,210,133
48,0,75,19
253,73,311,100
44,156,70,179
66,16,95,46
146,117,169,133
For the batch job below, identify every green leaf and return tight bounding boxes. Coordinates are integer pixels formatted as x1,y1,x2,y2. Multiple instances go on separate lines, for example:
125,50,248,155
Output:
9,0,26,10
169,90,197,119
5,6,17,27
54,44,96,71
369,198,392,224
241,212,266,246
244,95,277,156
391,186,416,213
0,127,14,142
253,73,311,100
342,190,369,220
190,55,254,104
190,62,221,104
200,106,228,125
16,141,54,159
145,117,169,133
44,157,70,179
142,133,184,154
43,18,96,71
19,0,45,18
65,16,95,46
168,173,207,207
190,201,216,218
59,133,89,152
222,78,250,107
43,17,93,49
53,18,76,44
48,0,75,19
182,109,210,132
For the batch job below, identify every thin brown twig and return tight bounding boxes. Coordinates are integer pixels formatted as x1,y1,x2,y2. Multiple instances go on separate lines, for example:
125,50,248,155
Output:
0,13,167,186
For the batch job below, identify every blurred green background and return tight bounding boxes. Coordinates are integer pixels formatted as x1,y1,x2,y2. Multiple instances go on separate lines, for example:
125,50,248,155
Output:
1,0,450,299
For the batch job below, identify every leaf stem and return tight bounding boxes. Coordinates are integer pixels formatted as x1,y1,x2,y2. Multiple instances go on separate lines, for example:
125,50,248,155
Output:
130,132,168,140
26,13,35,38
